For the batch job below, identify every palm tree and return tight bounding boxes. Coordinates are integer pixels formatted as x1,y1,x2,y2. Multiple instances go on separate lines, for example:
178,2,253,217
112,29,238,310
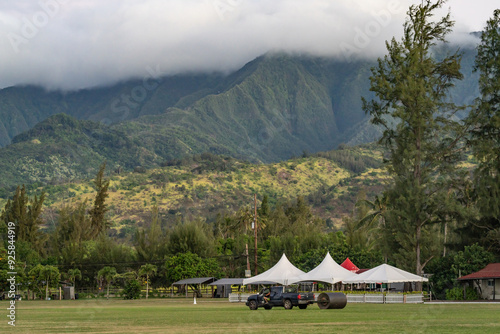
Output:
356,194,391,262
67,268,82,291
98,266,117,300
139,264,157,299
39,265,60,300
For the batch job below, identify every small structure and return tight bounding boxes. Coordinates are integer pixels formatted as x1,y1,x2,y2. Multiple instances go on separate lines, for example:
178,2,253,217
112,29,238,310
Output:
341,258,360,273
458,263,500,300
172,277,216,297
208,278,244,298
63,286,75,300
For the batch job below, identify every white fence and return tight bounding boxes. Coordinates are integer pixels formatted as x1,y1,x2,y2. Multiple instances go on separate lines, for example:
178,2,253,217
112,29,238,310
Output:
405,294,424,304
346,293,424,304
228,293,252,303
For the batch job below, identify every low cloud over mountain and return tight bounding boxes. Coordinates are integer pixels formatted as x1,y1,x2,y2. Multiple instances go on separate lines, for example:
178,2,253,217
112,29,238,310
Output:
0,0,495,90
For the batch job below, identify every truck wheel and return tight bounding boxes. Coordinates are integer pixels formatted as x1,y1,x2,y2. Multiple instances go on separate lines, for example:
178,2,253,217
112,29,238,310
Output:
283,299,293,310
298,304,307,309
248,300,258,310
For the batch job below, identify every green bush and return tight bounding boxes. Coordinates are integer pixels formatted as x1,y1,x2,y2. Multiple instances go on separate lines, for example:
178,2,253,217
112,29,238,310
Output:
446,287,463,300
123,280,141,300
446,286,480,301
77,293,88,299
465,287,479,300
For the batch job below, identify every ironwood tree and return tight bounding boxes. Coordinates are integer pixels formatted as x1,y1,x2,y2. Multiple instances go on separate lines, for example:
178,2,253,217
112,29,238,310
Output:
89,162,110,238
468,9,500,255
135,205,168,263
362,0,468,274
1,185,46,255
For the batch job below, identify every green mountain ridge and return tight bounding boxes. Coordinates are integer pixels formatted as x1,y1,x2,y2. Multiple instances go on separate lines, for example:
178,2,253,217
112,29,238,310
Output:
0,50,480,192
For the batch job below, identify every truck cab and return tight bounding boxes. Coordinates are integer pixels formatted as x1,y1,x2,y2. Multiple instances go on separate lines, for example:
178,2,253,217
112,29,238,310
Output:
246,286,315,310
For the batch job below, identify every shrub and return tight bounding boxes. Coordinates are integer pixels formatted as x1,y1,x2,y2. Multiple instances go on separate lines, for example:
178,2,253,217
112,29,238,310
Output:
446,287,463,300
465,287,479,300
123,280,141,300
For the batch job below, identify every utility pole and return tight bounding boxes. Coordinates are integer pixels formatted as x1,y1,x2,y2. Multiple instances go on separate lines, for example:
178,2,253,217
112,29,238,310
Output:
253,193,258,275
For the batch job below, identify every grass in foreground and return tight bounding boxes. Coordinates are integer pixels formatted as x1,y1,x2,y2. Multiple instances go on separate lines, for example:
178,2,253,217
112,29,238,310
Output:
1,299,500,334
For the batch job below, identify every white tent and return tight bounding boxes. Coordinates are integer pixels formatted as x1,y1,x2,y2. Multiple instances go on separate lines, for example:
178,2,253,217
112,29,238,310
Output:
243,254,305,286
289,252,356,284
343,263,429,284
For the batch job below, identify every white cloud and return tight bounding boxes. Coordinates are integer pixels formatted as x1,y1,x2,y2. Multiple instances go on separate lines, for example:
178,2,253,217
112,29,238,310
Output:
0,0,495,90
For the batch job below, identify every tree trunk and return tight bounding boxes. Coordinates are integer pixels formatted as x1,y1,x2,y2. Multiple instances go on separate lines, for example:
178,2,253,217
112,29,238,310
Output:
107,284,109,300
416,224,422,275
46,281,49,300
443,222,448,257
245,243,250,271
146,275,149,299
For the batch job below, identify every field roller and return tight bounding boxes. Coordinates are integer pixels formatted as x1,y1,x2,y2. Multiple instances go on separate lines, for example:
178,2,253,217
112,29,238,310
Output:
316,292,347,309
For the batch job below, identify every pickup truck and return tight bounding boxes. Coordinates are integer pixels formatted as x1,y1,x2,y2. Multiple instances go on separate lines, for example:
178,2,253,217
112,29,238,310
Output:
246,286,315,310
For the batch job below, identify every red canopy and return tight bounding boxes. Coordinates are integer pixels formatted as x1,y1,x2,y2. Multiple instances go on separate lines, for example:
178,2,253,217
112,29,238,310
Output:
341,258,360,273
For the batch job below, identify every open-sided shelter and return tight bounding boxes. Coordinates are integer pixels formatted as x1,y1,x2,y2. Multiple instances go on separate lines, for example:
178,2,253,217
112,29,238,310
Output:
172,277,216,297
289,252,356,285
208,278,244,298
243,254,305,286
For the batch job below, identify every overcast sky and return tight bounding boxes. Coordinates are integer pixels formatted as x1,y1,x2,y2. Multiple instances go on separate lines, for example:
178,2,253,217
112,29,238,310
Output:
0,0,497,91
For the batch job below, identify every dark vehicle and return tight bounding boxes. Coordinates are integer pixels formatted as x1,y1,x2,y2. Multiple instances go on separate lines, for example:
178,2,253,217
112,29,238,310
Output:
246,286,315,310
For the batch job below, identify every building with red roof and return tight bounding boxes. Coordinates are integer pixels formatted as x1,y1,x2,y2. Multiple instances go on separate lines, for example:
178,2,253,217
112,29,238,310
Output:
458,263,500,300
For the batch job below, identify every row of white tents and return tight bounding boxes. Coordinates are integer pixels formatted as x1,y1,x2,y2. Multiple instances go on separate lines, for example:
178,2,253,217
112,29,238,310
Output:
242,253,428,286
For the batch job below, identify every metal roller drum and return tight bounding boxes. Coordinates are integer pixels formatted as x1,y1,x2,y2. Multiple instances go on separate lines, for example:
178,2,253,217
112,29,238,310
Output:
317,292,347,309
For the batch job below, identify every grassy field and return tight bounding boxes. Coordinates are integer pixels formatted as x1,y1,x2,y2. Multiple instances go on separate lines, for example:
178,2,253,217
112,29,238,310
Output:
2,299,500,334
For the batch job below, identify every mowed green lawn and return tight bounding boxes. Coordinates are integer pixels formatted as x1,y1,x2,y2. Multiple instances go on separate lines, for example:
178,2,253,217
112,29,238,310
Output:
2,299,500,334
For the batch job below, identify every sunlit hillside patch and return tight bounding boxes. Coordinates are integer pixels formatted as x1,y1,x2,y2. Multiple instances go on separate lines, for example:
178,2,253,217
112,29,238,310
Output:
34,156,360,231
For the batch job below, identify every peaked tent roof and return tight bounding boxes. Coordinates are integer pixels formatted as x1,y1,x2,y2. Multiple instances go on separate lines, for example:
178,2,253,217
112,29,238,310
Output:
343,264,428,283
242,254,305,286
289,252,356,284
341,258,360,272
458,263,500,280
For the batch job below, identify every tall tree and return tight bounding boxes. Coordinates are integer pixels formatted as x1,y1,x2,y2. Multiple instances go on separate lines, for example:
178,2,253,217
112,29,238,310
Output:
135,205,168,263
362,0,467,274
168,219,215,257
139,263,157,299
89,162,110,238
1,185,46,254
29,264,60,300
52,201,92,264
468,9,500,254
98,266,117,300
66,268,82,291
